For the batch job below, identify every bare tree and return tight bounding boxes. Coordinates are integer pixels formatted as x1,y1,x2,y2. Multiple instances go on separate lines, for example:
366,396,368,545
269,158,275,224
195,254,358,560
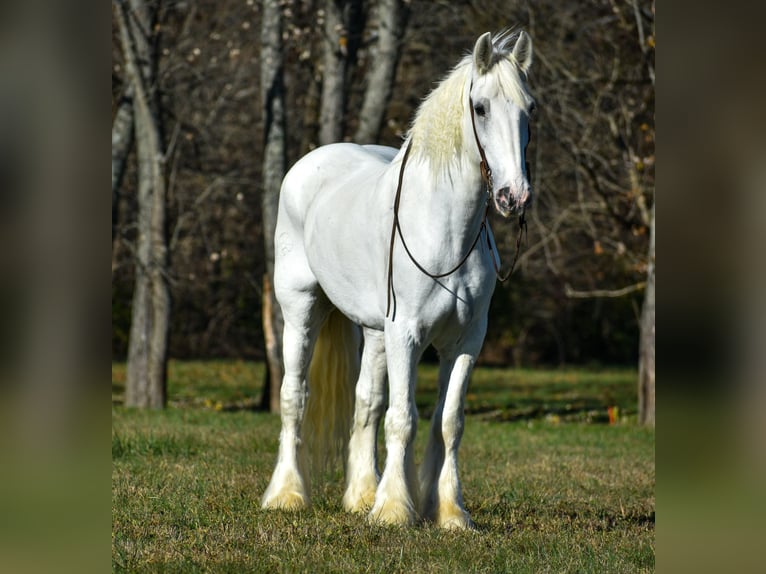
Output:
319,0,347,144
260,0,287,412
112,86,133,242
500,0,655,368
638,202,655,425
353,0,407,143
318,0,363,144
115,0,170,409
636,0,655,426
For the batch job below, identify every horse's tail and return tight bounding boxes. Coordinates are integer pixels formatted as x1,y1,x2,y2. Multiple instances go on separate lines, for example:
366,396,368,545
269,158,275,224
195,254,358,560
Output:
303,309,361,472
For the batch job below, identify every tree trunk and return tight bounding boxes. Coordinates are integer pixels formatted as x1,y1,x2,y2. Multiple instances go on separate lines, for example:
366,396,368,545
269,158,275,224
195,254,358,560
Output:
112,86,133,242
260,274,283,412
638,201,655,426
318,0,364,144
354,0,407,144
259,0,287,412
116,0,170,409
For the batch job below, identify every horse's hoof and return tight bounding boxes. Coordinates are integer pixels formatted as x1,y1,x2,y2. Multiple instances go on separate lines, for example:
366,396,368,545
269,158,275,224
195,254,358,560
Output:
368,499,416,526
343,485,377,514
438,515,475,531
262,490,309,511
437,502,474,531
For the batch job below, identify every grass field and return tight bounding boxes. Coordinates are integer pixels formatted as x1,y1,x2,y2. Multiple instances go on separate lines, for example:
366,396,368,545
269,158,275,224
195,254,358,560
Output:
112,361,654,572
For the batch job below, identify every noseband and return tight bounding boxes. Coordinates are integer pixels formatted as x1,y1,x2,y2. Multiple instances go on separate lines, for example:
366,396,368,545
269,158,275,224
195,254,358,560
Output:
385,86,528,319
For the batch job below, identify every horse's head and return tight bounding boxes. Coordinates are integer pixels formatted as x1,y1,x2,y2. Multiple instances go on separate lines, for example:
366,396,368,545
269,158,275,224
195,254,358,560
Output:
469,31,535,217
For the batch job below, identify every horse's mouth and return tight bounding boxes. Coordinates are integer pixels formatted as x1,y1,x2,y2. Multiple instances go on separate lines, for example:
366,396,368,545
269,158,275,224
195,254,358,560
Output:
494,187,530,217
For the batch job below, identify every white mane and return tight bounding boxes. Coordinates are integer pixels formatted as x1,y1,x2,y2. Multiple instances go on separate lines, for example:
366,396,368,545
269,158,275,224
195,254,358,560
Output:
407,31,534,180
407,61,472,177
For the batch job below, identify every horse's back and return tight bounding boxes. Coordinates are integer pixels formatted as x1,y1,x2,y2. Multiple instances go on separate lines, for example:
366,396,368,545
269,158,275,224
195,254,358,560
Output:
362,144,398,163
279,143,396,225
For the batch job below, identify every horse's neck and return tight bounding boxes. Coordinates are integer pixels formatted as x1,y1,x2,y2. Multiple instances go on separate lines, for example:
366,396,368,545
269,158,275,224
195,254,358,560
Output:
396,74,490,245
397,147,486,259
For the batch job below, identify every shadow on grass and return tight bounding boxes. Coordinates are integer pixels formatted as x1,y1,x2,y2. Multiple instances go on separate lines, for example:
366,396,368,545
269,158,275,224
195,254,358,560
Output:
474,500,655,534
417,396,633,424
113,361,637,423
466,399,631,423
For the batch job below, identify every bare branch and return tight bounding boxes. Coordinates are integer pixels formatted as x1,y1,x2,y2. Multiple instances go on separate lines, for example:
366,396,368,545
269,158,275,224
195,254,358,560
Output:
564,282,646,299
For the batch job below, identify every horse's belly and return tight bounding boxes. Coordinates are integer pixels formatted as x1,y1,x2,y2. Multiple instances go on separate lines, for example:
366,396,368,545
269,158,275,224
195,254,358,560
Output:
307,235,385,328
316,273,383,328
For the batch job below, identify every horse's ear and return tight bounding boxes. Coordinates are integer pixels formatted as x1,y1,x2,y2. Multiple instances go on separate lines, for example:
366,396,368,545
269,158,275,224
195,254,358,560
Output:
512,30,533,74
473,32,493,74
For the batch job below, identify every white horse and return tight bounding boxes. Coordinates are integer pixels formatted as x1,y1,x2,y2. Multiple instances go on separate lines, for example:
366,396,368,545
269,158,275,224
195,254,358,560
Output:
262,30,534,529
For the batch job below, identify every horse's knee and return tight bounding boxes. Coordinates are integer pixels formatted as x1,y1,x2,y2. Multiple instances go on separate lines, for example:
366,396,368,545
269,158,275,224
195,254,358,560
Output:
441,407,464,446
384,404,417,446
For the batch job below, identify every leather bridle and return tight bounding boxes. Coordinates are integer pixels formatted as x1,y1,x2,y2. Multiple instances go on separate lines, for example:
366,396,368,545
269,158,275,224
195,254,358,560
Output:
385,86,528,319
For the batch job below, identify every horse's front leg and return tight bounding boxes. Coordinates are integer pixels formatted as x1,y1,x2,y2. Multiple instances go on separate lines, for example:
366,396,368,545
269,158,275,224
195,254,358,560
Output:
428,323,487,530
418,355,454,521
368,328,420,526
432,351,477,529
343,328,387,513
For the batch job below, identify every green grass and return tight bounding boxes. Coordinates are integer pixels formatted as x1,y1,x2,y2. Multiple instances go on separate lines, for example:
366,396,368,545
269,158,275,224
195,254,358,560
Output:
112,361,654,572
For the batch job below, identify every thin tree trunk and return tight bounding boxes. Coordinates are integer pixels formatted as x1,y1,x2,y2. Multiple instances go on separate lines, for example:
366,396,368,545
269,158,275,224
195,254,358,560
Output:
116,0,170,409
638,201,655,426
112,86,133,242
319,0,348,145
318,0,364,145
260,0,287,412
354,0,407,144
261,274,282,412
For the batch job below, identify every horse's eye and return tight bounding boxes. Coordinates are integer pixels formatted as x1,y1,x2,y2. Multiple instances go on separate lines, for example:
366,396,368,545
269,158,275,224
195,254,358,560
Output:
528,102,537,115
474,103,486,117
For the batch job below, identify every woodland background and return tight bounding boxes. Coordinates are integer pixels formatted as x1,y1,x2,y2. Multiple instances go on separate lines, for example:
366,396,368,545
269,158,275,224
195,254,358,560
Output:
111,0,655,369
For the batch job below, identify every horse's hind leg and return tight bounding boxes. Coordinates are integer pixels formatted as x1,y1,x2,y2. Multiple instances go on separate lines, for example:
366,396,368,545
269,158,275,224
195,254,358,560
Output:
261,285,330,510
343,328,387,513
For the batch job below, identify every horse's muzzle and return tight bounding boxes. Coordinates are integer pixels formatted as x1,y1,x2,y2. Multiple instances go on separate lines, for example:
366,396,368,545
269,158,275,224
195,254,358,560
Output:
495,186,531,217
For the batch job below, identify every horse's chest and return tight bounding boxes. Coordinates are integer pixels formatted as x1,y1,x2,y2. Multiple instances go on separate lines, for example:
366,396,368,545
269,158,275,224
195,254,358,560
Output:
421,270,495,331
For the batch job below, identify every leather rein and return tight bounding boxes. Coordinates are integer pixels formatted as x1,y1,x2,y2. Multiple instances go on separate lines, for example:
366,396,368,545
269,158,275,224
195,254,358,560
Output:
386,89,528,318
